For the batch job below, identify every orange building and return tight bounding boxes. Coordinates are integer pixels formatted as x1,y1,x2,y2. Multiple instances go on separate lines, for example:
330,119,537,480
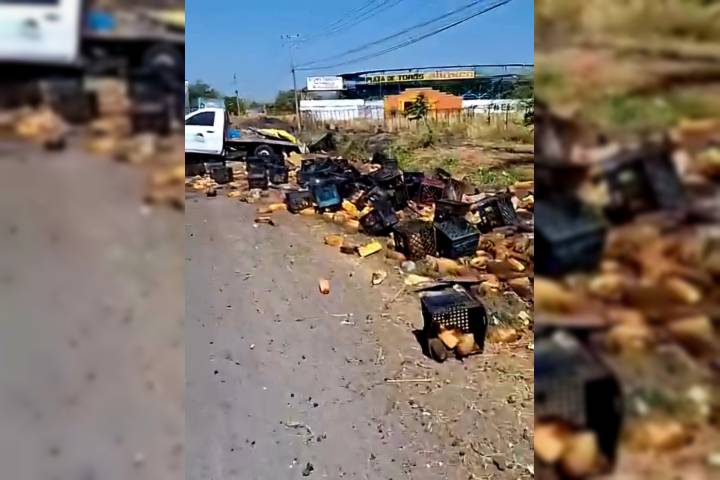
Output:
383,87,462,117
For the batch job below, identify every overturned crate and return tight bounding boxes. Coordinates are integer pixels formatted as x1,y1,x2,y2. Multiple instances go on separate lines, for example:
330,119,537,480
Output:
434,199,472,222
435,217,480,259
285,190,314,213
535,329,623,474
309,178,342,210
360,199,398,235
473,193,518,232
269,164,289,185
420,286,488,362
596,143,687,223
369,168,408,210
209,165,233,185
246,163,269,190
416,177,445,204
392,219,436,260
535,198,606,276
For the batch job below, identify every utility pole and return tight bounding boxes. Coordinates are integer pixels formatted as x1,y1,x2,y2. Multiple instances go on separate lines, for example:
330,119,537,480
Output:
233,73,241,116
281,33,302,132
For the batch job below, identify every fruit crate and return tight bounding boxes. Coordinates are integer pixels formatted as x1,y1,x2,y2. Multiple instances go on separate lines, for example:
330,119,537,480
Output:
434,217,480,259
298,158,333,186
403,171,425,200
416,177,445,204
360,199,398,235
392,219,436,260
434,199,472,222
599,145,686,223
285,190,314,213
310,181,341,209
535,197,606,276
474,193,518,232
420,286,487,349
209,166,233,185
535,329,623,467
370,168,408,209
247,164,268,190
269,164,289,184
246,156,267,172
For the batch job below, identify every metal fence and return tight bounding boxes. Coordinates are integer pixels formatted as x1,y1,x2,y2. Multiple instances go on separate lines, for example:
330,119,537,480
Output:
300,104,531,131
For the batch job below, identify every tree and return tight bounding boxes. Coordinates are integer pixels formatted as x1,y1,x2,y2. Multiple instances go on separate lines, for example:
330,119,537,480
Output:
403,94,430,121
510,77,534,127
224,96,247,115
271,90,296,113
188,80,221,107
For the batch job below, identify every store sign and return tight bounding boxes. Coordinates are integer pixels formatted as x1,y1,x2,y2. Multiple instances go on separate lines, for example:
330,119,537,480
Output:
306,76,344,91
364,70,475,84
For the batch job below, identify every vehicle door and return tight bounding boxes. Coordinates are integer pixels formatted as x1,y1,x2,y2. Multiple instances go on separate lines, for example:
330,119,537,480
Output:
0,0,82,64
185,110,224,155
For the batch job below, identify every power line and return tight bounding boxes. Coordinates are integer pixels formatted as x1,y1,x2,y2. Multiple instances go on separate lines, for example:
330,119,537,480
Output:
303,0,407,43
297,0,513,71
297,0,497,68
305,0,385,40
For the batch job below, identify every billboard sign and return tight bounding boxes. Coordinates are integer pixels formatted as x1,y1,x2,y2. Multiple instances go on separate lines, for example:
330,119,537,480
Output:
306,76,344,91
364,70,475,84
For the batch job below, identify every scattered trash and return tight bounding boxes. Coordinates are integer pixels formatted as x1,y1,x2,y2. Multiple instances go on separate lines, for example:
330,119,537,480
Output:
404,274,433,286
324,234,344,247
357,240,383,258
371,270,387,286
254,216,276,226
318,278,331,295
302,462,314,477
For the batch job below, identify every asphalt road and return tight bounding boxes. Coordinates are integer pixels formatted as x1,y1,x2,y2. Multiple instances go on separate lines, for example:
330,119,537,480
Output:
186,191,534,480
0,140,185,480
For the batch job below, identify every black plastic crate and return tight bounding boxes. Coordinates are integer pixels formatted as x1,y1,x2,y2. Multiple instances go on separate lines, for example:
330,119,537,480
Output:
403,171,425,201
420,286,487,350
298,158,333,186
285,190,314,213
269,164,289,184
435,199,472,222
310,181,341,210
370,168,408,209
535,329,623,467
392,220,436,260
185,162,206,177
599,145,686,223
360,199,398,235
535,198,606,276
247,164,269,190
209,166,233,185
474,193,518,232
371,152,399,170
435,217,480,259
416,177,445,204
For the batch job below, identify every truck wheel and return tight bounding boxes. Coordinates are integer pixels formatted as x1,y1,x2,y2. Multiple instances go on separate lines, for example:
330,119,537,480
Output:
254,144,275,158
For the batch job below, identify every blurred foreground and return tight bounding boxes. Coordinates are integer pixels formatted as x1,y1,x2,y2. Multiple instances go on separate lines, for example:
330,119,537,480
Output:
535,0,720,478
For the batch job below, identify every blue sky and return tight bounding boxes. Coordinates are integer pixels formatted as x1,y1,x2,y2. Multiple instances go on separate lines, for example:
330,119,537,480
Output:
186,0,534,102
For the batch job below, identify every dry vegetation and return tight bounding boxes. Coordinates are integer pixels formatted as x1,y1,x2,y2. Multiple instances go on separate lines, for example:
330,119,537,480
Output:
536,0,720,135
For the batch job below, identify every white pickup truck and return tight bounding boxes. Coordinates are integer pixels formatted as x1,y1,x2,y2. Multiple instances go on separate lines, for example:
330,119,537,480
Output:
185,107,304,163
0,0,184,123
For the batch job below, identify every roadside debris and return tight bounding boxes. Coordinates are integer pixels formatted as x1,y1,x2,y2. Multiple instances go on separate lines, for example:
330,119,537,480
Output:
187,149,535,365
371,270,387,286
318,278,331,295
535,103,720,478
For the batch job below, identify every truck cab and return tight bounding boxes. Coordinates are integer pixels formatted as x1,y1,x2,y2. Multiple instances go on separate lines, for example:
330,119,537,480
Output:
0,0,82,66
184,107,228,156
